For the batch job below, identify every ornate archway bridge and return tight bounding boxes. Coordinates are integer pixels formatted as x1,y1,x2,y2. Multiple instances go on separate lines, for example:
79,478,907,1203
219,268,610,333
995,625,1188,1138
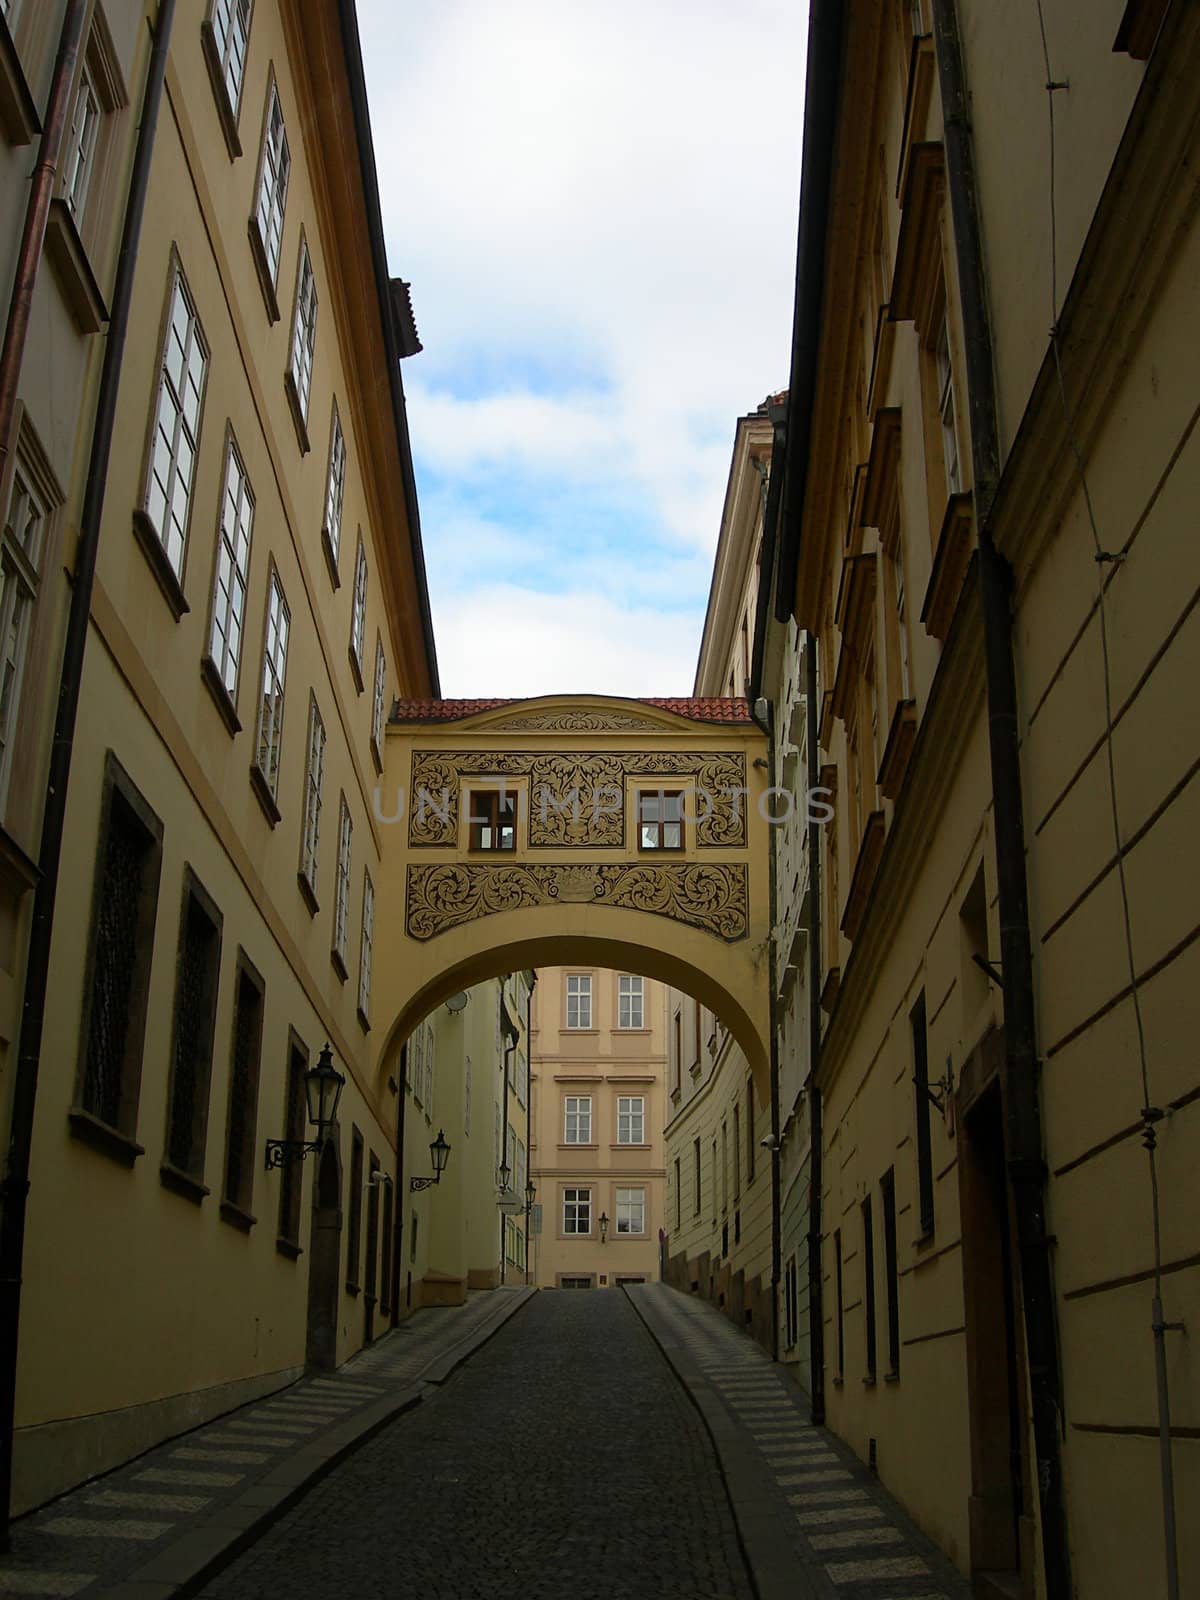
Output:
372,694,772,1094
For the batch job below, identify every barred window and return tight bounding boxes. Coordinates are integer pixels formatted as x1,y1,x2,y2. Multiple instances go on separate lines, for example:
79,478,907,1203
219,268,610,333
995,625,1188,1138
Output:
253,81,289,289
287,240,318,427
350,534,367,678
333,794,352,968
207,431,254,701
255,567,289,801
358,869,374,1023
323,401,346,570
222,952,264,1221
144,261,208,582
617,974,643,1029
616,1186,645,1234
164,871,222,1185
617,1096,644,1145
277,1038,306,1250
562,1187,591,1235
346,1125,363,1291
371,636,386,757
299,695,325,894
207,0,252,116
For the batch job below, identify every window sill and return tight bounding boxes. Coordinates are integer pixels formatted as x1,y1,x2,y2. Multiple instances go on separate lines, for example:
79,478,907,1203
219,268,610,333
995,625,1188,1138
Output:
284,369,311,454
0,13,39,146
68,1107,144,1167
357,1005,371,1034
320,524,341,588
247,217,280,323
563,1027,599,1036
344,1280,361,1298
132,510,189,620
559,1143,598,1152
331,946,348,984
200,21,243,160
348,643,364,694
884,1369,900,1384
44,198,107,335
249,763,282,827
914,1226,936,1251
370,735,382,776
159,1161,209,1204
610,1143,651,1152
297,870,319,916
201,655,241,735
219,1199,257,1233
862,1374,877,1388
614,1026,652,1035
275,1236,303,1261
832,1374,845,1388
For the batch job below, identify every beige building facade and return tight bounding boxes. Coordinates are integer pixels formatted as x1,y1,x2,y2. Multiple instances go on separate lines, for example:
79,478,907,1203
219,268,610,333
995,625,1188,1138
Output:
529,964,666,1290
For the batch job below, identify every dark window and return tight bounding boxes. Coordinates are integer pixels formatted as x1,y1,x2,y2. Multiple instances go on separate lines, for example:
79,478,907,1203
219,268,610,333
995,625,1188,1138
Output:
365,1152,380,1302
912,990,934,1236
834,1229,845,1378
380,1174,394,1315
164,870,222,1188
693,1137,702,1216
221,952,264,1222
784,1255,799,1347
409,1209,417,1263
881,1168,900,1377
637,789,683,850
346,1125,364,1290
468,788,516,850
746,1078,756,1184
671,1009,681,1093
862,1196,877,1382
75,755,164,1151
277,1036,307,1249
674,1156,681,1231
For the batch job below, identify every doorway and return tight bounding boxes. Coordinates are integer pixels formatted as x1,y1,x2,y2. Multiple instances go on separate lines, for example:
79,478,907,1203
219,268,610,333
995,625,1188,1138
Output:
305,1136,343,1372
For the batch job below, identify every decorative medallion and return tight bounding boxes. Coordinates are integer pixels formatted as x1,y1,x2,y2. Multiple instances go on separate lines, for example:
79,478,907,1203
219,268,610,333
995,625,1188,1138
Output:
406,861,749,942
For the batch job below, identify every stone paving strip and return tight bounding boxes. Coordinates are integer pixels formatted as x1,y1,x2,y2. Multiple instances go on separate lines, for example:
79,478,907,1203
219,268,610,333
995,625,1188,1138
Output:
626,1283,973,1600
0,1286,533,1599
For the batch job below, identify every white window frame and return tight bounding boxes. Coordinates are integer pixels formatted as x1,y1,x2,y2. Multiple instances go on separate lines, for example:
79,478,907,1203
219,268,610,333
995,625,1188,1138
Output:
350,534,367,677
371,635,386,755
207,430,254,701
208,0,252,117
565,973,592,1029
333,793,352,965
617,974,644,1029
288,239,318,426
299,694,325,891
936,313,961,496
144,261,209,582
617,1096,645,1146
0,451,51,810
358,868,374,1021
563,1187,591,1236
62,57,100,222
254,79,290,289
616,1186,645,1235
564,1096,592,1145
323,400,346,568
255,566,289,798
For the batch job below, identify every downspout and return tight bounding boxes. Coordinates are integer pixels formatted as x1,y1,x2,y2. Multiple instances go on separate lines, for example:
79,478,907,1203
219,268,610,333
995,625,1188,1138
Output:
501,1019,517,1286
0,0,177,1549
930,3,1071,1593
0,0,88,479
804,635,824,1425
390,1043,408,1325
749,693,781,1361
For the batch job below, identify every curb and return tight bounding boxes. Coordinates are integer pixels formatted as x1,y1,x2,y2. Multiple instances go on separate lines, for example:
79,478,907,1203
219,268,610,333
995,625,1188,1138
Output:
102,1287,536,1599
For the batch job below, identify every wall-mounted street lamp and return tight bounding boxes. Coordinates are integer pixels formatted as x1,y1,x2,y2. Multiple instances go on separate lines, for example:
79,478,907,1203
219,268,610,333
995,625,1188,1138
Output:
497,1159,512,1193
525,1179,536,1211
444,991,469,1014
598,1211,609,1244
410,1129,451,1191
264,1044,345,1169
916,1057,956,1116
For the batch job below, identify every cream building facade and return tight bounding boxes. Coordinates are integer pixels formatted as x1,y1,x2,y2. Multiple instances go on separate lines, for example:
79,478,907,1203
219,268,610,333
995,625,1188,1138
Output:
529,964,666,1290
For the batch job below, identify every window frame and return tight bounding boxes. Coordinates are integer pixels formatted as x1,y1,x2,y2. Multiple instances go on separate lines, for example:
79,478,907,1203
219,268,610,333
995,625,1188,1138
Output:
562,1186,592,1236
615,1185,646,1236
332,791,353,978
298,692,325,908
276,1031,307,1255
357,867,374,1027
251,562,289,819
322,398,346,583
201,0,253,159
370,634,387,770
202,425,254,730
616,1095,644,1146
161,866,223,1199
349,531,367,686
563,1095,592,1145
284,234,317,448
467,787,517,852
220,947,265,1229
637,788,685,851
249,72,290,318
565,972,592,1029
346,1124,363,1292
616,973,644,1030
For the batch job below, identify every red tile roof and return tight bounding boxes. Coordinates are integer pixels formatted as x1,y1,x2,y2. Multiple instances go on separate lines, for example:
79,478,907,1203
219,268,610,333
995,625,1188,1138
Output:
390,697,754,725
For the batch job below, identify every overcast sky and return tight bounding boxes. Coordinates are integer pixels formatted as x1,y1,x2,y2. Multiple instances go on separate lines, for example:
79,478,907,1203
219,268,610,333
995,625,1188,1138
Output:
358,0,807,699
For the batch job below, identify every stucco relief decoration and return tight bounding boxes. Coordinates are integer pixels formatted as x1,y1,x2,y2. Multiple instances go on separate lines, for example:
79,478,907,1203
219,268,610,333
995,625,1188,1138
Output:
406,750,748,849
487,711,665,732
406,862,749,942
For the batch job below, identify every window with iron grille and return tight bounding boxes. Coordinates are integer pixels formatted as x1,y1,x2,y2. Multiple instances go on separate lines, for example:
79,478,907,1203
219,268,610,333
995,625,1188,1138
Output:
562,1187,591,1235
255,567,289,803
0,441,55,813
350,534,367,679
346,1125,363,1291
323,401,346,571
207,430,254,706
143,259,208,585
299,694,325,897
617,974,643,1029
616,1096,644,1144
358,868,374,1023
365,1152,380,1301
253,79,289,292
637,789,684,850
74,756,163,1151
380,1170,394,1314
163,871,222,1188
206,0,252,119
287,239,318,431
616,1186,645,1234
565,973,591,1029
221,952,264,1222
371,636,386,760
563,1096,591,1144
277,1038,306,1250
332,794,352,970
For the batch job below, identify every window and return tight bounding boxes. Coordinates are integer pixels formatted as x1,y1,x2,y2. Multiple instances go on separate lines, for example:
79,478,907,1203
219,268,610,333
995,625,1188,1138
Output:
205,0,252,125
693,1137,702,1216
0,444,54,810
221,951,265,1223
733,1104,741,1199
380,1171,394,1315
671,1009,681,1094
721,1122,729,1214
616,1186,645,1235
73,755,164,1153
277,1038,306,1251
638,789,683,850
358,869,374,1024
674,1156,681,1230
346,1125,363,1291
163,870,222,1190
62,58,100,221
365,1152,380,1303
862,1195,877,1381
322,400,346,574
349,533,367,678
253,567,289,808
142,260,209,592
746,1079,756,1185
468,789,516,851
881,1168,900,1378
563,1187,591,1235
935,313,961,496
565,973,591,1029
332,794,352,973
252,80,289,298
835,1228,845,1378
206,430,254,711
299,695,325,899
912,990,934,1236
285,238,318,444
616,1096,644,1145
617,974,643,1029
564,1096,592,1144
784,1255,799,1348
371,636,386,761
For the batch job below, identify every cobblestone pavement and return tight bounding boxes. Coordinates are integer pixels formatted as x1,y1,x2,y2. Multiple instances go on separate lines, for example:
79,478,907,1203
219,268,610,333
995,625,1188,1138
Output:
198,1291,755,1600
0,1289,527,1599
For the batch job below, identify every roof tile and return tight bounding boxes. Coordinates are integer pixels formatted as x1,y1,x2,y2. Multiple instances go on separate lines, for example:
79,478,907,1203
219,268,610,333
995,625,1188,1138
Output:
389,696,754,725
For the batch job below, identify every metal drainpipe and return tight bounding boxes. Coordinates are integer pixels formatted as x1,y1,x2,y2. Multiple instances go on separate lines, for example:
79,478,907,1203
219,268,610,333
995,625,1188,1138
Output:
0,0,177,1549
804,635,825,1425
0,0,88,479
749,693,782,1361
930,2,1071,1592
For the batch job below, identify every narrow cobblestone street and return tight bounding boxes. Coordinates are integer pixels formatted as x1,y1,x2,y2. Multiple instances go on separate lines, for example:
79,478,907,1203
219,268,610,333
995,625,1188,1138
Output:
197,1291,753,1600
